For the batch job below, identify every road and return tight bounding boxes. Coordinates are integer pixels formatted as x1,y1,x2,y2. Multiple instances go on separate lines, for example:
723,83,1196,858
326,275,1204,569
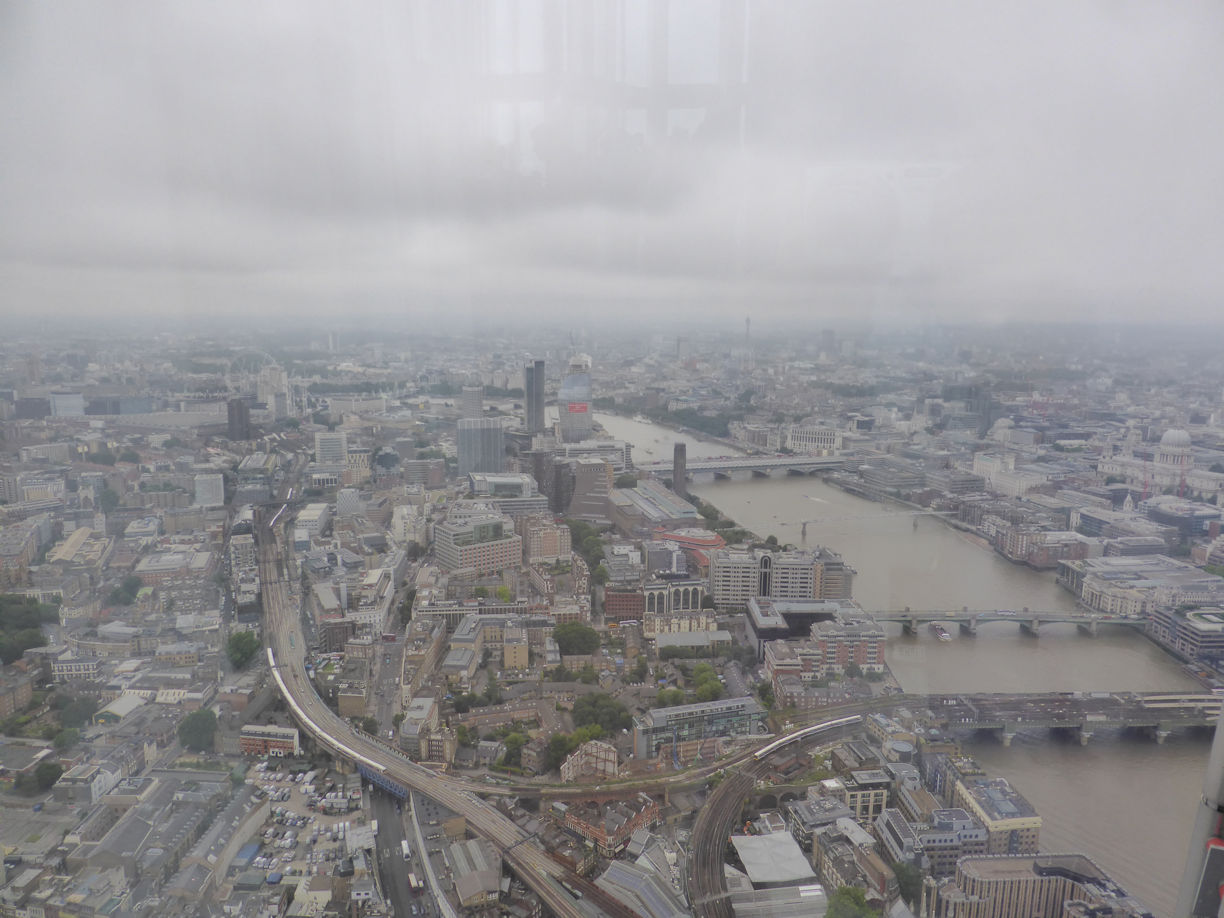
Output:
257,507,590,918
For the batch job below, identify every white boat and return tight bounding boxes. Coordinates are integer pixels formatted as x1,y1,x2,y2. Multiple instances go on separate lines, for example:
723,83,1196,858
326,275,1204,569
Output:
929,623,952,642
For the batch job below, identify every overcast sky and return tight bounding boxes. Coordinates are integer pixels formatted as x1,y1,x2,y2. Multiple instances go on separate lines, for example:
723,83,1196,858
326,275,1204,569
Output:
3,1,1223,329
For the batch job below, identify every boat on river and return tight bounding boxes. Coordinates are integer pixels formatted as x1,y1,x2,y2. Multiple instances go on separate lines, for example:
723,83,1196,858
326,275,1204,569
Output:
929,623,952,642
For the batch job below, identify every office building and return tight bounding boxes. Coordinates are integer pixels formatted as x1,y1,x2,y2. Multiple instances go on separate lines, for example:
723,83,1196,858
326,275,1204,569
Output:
460,385,484,419
558,353,594,442
952,776,1041,855
193,474,225,508
918,808,989,878
227,398,252,440
632,696,767,759
433,512,522,574
710,547,854,611
524,358,546,433
239,724,301,757
314,430,348,465
457,417,505,475
609,478,700,537
932,854,1151,918
567,457,612,523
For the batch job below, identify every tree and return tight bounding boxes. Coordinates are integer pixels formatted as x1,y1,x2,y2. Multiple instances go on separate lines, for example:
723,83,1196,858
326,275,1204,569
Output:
631,656,650,683
178,709,217,752
495,585,513,603
53,727,80,752
827,886,878,918
98,487,120,513
553,622,600,656
656,688,686,708
360,716,379,735
15,760,64,794
592,564,610,586
484,673,502,705
118,449,141,464
392,713,405,729
614,474,638,489
226,631,261,669
844,662,863,679
572,693,632,733
58,696,98,728
501,732,527,767
455,725,474,746
473,586,489,599
399,588,417,626
757,682,775,709
893,862,923,908
107,574,144,607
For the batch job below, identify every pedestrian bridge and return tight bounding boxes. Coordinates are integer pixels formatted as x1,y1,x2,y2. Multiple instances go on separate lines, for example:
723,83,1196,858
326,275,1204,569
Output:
871,607,1143,636
636,454,843,479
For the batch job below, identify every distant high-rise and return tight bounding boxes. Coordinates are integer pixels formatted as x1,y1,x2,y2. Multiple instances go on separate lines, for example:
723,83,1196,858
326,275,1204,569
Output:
673,442,688,499
457,418,505,475
524,359,546,434
460,385,484,419
227,398,252,441
314,430,348,466
558,353,594,443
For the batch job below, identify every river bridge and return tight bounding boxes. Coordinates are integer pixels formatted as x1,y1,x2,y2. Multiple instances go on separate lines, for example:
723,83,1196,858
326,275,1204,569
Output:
871,607,1143,636
636,454,843,478
930,691,1221,745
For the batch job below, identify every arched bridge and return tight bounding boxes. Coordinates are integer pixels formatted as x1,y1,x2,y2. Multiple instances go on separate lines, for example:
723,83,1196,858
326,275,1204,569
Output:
637,454,843,479
872,607,1144,636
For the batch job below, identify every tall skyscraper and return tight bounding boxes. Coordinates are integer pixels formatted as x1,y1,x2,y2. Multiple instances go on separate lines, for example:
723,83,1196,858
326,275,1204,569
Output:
524,359,546,434
673,442,688,499
460,385,484,419
227,398,251,441
457,418,505,475
558,354,594,443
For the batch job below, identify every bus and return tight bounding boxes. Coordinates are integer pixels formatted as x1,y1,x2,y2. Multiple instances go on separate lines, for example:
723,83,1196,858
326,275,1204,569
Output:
401,840,412,861
408,873,424,894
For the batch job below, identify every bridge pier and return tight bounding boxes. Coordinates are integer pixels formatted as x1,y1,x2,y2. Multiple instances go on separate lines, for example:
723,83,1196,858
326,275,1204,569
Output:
1078,730,1093,746
1076,619,1098,636
753,469,770,478
959,615,978,636
1155,729,1171,745
1021,618,1041,636
1000,731,1016,747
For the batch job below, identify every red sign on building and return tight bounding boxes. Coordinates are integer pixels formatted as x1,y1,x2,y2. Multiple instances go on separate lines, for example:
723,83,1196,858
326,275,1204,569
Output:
567,402,589,413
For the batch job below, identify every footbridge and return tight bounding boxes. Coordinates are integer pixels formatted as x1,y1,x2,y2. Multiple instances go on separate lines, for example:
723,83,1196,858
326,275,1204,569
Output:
636,454,843,479
872,607,1144,636
932,691,1221,746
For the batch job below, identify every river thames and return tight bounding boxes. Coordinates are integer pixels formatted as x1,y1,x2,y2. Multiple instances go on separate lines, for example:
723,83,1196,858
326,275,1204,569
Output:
598,413,1204,916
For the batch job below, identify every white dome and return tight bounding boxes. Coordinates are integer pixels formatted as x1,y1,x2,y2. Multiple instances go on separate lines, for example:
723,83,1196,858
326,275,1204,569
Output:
1160,428,1192,449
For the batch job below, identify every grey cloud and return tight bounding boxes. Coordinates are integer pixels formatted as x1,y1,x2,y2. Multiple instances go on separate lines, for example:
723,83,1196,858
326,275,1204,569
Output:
2,1,1223,325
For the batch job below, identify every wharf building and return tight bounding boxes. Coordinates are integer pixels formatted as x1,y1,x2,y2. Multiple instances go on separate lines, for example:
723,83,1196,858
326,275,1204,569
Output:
1058,554,1224,617
951,776,1041,856
748,597,868,658
632,696,767,760
762,610,886,684
929,854,1151,918
709,547,854,612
